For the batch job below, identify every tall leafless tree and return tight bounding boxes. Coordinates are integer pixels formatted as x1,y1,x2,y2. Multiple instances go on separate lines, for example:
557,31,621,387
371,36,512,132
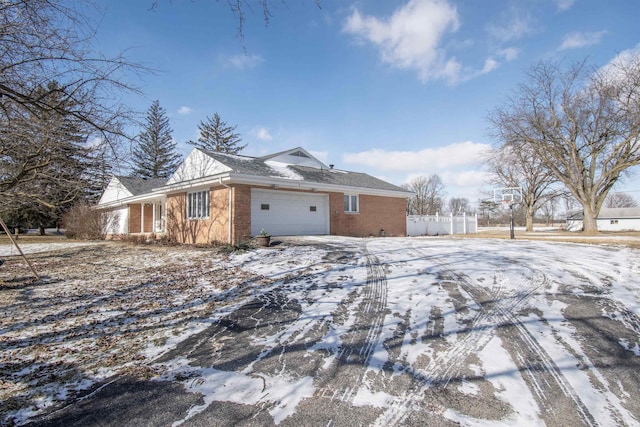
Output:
0,81,111,228
1,0,144,212
485,142,559,231
604,192,638,208
448,197,470,215
402,174,447,215
489,57,640,233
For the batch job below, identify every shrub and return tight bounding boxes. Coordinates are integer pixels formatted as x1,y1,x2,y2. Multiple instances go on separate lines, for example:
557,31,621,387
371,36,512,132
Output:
62,204,118,240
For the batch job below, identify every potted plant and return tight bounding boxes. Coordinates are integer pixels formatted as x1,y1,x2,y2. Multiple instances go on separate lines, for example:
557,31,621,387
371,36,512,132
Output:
256,229,271,247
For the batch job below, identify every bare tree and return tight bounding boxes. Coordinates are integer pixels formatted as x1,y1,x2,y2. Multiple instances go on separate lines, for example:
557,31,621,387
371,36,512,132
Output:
448,197,469,215
1,0,144,209
0,81,111,227
403,175,447,215
485,143,559,231
150,0,322,43
539,197,558,226
489,57,640,233
605,192,639,208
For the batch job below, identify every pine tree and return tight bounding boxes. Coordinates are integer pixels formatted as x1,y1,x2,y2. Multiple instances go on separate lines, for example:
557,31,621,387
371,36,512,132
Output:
188,112,246,154
132,100,182,179
0,81,106,231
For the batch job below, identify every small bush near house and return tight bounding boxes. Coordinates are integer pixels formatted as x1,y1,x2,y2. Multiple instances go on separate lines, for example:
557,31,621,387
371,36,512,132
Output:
218,242,252,254
62,203,115,240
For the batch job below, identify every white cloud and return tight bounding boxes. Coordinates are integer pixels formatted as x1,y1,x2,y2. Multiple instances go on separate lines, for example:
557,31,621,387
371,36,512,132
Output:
342,141,491,173
481,58,499,74
441,169,490,188
253,127,273,141
553,0,576,12
177,106,192,115
486,7,535,43
343,0,461,84
597,43,640,83
226,53,264,69
498,47,519,61
559,31,607,50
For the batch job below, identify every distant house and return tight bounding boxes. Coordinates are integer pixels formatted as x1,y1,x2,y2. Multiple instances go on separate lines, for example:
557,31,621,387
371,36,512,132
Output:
97,147,412,244
565,207,640,232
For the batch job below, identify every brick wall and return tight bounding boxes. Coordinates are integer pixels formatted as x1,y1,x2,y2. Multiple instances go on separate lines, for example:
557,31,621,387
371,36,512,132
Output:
163,185,407,243
128,204,141,233
329,193,407,237
232,184,252,244
209,187,230,243
142,204,153,233
166,189,230,244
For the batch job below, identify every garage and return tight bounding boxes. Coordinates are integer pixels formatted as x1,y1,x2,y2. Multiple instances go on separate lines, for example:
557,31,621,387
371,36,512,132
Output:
251,189,329,236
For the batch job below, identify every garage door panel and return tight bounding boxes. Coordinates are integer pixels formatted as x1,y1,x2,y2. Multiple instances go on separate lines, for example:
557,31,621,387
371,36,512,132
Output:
251,189,329,236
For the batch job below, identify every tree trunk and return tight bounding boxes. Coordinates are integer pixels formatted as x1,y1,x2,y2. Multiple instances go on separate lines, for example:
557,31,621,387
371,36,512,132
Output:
526,207,535,232
582,208,599,234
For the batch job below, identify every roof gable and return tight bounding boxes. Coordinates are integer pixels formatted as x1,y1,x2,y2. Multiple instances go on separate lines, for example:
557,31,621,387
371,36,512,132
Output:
98,176,166,205
99,177,133,205
260,147,328,169
167,148,231,185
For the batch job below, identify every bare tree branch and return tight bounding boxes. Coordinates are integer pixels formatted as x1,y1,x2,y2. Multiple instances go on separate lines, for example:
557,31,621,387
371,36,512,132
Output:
489,57,640,233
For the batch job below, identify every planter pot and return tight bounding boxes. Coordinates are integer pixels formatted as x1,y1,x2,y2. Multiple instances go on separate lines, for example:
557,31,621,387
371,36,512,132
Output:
256,235,271,247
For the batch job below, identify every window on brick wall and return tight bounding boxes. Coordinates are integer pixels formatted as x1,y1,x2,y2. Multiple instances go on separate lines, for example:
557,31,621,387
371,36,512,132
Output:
187,190,210,219
344,194,358,213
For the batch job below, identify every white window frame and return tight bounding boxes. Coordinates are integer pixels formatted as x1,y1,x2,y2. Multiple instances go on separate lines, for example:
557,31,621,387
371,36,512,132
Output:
187,190,210,219
344,194,359,213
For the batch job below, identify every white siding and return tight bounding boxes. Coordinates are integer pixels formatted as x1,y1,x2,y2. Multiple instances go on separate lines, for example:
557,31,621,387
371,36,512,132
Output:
103,207,128,235
98,177,133,205
167,149,231,185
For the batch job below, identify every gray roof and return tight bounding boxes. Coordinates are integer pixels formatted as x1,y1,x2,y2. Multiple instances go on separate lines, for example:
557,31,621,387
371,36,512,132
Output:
203,150,410,194
290,165,409,192
597,207,640,218
202,151,282,177
566,207,640,220
117,176,167,196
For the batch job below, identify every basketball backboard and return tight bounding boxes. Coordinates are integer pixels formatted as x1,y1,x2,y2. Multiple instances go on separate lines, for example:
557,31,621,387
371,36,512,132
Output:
493,187,523,207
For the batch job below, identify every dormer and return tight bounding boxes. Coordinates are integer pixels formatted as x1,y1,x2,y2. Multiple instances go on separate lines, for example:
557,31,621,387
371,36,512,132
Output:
261,147,328,169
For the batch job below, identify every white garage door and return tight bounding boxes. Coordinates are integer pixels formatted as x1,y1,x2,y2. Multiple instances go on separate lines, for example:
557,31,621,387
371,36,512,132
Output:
251,189,329,236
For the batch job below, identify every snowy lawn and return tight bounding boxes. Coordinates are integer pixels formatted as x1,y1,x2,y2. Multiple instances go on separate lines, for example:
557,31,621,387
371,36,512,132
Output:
1,236,640,426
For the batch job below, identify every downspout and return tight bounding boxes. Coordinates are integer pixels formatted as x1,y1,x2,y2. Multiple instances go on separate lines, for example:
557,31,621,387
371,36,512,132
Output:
219,178,232,244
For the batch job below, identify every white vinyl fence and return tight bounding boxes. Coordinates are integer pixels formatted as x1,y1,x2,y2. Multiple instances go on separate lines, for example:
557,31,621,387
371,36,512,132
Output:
407,213,478,236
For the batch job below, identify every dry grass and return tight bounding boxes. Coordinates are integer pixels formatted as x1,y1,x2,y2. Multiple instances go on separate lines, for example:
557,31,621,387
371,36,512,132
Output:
0,234,67,245
462,228,640,247
0,242,269,425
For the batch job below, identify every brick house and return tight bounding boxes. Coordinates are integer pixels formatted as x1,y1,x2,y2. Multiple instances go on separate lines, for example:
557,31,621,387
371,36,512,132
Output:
97,147,412,244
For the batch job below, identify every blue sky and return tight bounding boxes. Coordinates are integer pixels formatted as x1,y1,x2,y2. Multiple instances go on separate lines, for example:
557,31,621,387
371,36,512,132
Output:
91,0,640,203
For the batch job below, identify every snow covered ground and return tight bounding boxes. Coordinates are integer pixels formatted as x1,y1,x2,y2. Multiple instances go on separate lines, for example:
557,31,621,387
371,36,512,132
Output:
1,236,640,426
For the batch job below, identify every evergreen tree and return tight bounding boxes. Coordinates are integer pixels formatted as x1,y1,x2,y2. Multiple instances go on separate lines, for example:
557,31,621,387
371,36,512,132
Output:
132,100,182,178
0,81,106,231
189,112,246,154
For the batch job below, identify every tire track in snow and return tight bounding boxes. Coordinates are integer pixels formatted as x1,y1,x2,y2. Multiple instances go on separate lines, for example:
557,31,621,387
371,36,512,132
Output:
374,246,596,427
314,242,389,403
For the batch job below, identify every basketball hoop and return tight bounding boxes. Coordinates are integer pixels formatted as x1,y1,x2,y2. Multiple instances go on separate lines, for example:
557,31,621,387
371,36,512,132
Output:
493,187,522,240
